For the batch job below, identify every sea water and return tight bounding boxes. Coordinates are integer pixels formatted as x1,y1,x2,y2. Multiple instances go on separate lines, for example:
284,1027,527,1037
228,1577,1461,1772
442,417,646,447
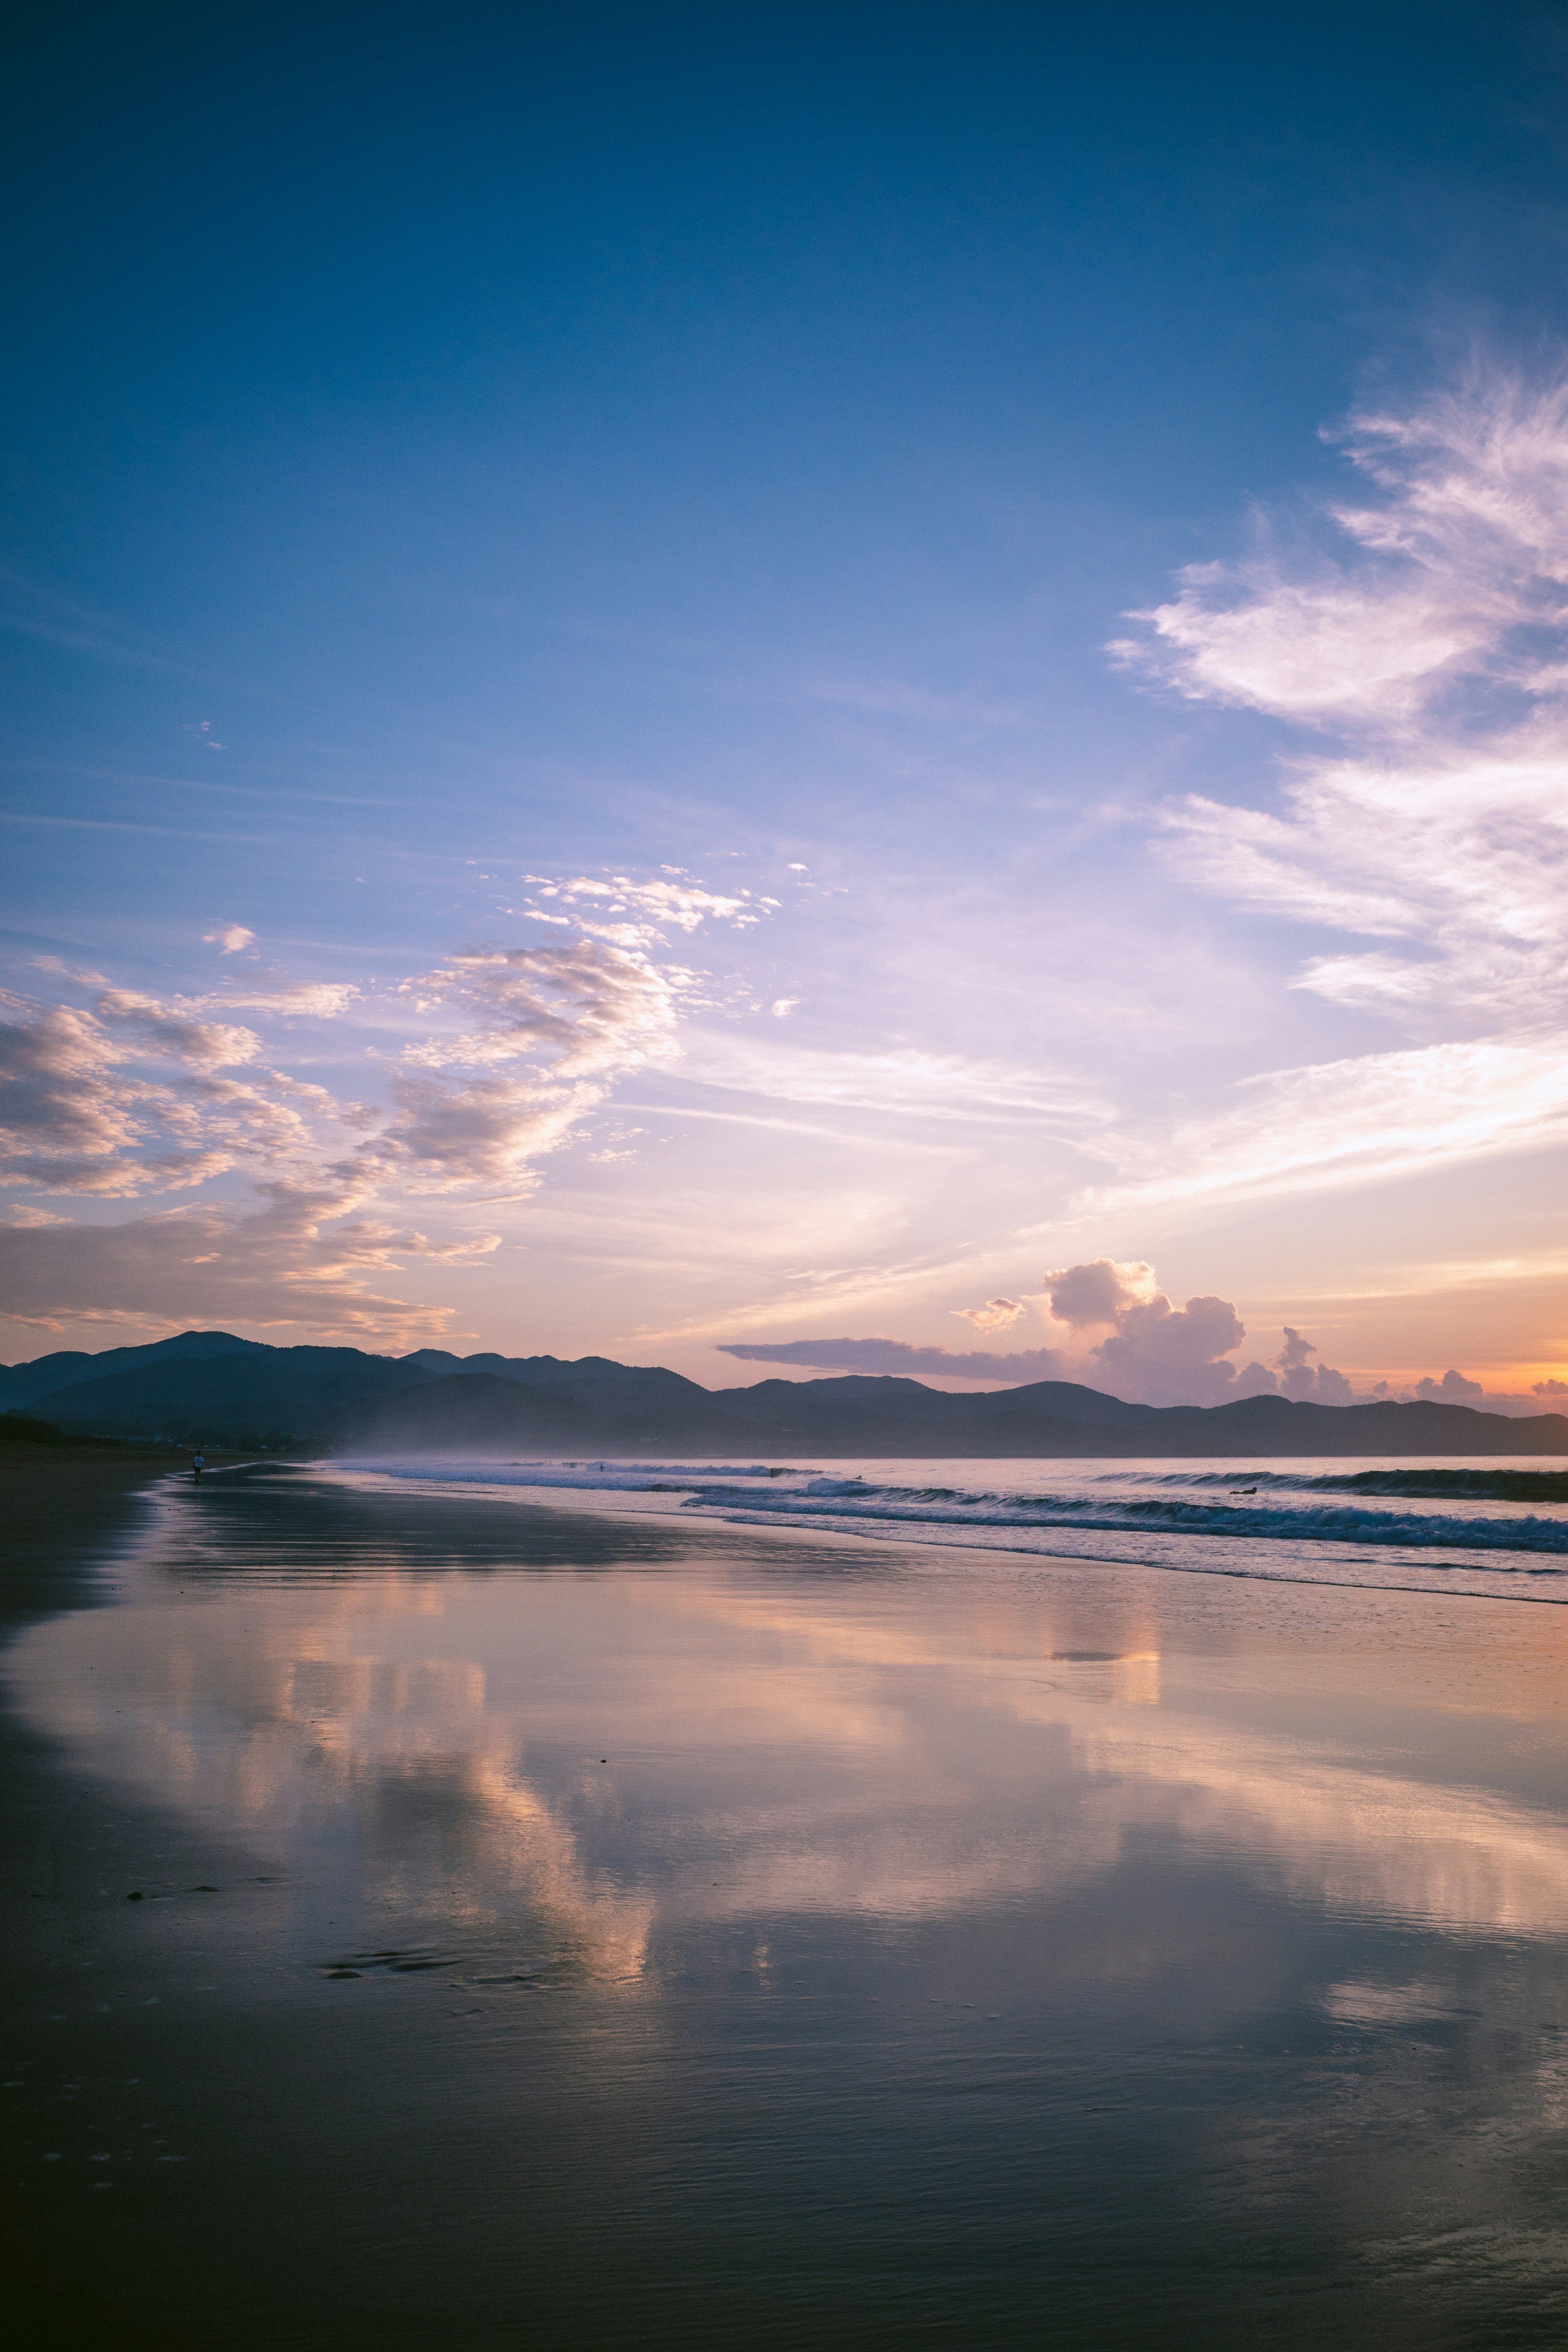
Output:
341,1450,1568,1602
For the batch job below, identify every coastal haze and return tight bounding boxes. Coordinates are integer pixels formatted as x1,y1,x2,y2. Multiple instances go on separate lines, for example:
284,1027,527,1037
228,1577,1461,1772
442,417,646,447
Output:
7,8,1568,2350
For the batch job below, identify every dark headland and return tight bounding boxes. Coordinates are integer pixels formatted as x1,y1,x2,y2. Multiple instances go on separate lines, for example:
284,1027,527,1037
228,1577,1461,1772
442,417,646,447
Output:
4,1329,1566,1458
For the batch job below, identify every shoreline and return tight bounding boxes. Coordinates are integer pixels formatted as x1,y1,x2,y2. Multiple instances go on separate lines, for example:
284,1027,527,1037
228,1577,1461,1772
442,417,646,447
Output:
324,1455,1568,1608
8,1452,1568,2344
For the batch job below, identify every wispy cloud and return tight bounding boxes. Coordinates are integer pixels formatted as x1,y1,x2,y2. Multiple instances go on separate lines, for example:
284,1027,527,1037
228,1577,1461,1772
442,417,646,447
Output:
717,1335,1071,1383
679,1035,1114,1131
1087,367,1568,1216
0,1180,493,1343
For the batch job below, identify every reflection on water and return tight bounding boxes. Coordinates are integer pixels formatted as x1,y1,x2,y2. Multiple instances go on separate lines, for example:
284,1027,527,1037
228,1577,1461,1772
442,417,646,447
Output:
11,1464,1568,2348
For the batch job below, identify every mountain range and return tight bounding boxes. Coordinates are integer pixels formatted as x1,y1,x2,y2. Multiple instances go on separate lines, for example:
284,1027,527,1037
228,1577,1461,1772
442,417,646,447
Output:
3,1329,1566,1458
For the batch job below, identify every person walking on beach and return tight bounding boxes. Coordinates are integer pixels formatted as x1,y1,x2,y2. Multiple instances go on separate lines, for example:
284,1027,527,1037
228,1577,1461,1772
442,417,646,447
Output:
192,1452,205,1484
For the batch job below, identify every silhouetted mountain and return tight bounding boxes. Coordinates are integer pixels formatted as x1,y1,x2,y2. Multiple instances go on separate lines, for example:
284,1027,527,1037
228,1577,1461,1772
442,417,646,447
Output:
29,1345,429,1447
0,1327,266,1412
403,1349,715,1416
6,1332,1566,1457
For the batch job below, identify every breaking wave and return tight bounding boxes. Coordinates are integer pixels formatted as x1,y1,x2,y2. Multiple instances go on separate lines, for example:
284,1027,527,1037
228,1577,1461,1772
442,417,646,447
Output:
337,1450,1568,1604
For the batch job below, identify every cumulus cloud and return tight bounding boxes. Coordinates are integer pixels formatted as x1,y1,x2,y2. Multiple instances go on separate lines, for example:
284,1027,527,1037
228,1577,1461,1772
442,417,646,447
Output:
722,1259,1294,1404
1273,1325,1355,1406
203,925,255,953
1087,1288,1250,1408
953,1296,1027,1332
1352,1368,1565,1418
1041,1258,1158,1327
1030,1259,1280,1406
723,1262,1421,1409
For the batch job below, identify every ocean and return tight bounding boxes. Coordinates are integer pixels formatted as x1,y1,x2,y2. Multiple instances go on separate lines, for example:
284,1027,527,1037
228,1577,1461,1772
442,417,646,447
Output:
340,1450,1568,1603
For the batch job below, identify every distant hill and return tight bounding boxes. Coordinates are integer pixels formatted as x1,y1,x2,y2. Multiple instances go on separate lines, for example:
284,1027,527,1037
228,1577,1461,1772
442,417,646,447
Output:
0,1327,267,1412
4,1330,1566,1457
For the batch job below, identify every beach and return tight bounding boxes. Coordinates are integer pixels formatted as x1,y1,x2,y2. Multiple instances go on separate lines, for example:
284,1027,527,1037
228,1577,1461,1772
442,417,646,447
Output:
7,1456,1568,2348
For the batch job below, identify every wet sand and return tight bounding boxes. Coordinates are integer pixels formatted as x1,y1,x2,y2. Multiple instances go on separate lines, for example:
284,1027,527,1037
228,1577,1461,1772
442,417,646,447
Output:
7,1460,1568,2349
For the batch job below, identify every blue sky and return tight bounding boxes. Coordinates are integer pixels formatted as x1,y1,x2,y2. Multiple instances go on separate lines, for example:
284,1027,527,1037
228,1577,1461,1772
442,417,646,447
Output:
4,3,1568,1405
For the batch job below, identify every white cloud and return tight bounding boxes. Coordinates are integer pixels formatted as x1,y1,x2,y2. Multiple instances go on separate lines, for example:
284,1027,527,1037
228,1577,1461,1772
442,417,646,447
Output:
1084,1029,1568,1219
93,989,263,1070
373,937,693,1192
1041,1258,1158,1328
1076,368,1568,1236
401,939,682,1080
203,924,255,953
519,871,767,947
1123,369,1568,1037
205,983,359,1018
680,1033,1112,1130
0,986,346,1197
953,1296,1027,1332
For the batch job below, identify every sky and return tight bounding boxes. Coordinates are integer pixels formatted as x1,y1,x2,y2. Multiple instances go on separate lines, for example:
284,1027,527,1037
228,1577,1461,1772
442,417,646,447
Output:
4,1,1568,1408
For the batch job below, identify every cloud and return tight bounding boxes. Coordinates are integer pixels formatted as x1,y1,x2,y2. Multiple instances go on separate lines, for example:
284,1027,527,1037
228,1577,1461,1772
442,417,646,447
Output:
680,1035,1112,1129
1041,1258,1158,1327
204,925,255,953
1117,372,1568,732
1536,1377,1568,1397
2,880,732,1230
1083,367,1568,1224
401,939,681,1080
1142,377,1568,1006
93,989,263,1070
519,871,770,948
1273,1325,1354,1405
716,1336,1070,1383
0,1179,494,1343
0,865,795,1336
0,987,340,1196
205,983,358,1018
1082,1029,1568,1220
1414,1366,1484,1403
1087,1288,1250,1407
953,1296,1026,1332
720,1260,1342,1404
374,937,691,1192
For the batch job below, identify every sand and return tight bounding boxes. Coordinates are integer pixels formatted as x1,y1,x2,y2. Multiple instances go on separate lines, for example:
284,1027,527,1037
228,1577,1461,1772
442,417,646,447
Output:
7,1458,1568,2350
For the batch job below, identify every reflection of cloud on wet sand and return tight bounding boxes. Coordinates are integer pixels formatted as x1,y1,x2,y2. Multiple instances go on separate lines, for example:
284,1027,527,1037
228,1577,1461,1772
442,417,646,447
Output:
16,1579,653,1981
11,1532,1568,1964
